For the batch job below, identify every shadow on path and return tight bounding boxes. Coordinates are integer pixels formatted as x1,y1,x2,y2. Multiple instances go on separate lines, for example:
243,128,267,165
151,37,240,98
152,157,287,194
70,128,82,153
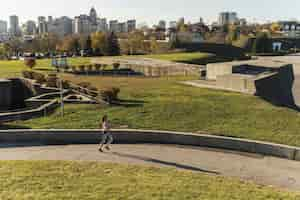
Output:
111,152,220,175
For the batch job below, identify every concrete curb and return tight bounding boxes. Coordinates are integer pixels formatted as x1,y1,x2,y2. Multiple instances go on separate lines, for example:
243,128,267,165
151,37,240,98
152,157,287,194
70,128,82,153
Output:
0,129,300,161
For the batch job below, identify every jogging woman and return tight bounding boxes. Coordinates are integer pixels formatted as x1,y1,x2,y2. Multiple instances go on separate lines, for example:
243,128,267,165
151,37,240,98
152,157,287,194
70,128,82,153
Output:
99,115,113,152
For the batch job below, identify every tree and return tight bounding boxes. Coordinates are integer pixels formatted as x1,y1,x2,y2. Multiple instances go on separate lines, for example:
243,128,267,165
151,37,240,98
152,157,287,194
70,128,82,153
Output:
58,35,79,53
91,32,108,55
107,32,120,56
0,44,8,59
24,58,36,69
150,37,159,53
252,32,271,53
226,25,240,44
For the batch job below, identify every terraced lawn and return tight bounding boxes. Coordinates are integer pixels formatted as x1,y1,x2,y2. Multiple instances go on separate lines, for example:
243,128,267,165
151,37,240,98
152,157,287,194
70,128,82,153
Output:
5,75,300,147
0,161,298,200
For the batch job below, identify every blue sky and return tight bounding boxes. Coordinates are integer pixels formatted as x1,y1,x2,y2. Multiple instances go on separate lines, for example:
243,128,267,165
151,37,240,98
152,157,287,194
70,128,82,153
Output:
1,0,300,25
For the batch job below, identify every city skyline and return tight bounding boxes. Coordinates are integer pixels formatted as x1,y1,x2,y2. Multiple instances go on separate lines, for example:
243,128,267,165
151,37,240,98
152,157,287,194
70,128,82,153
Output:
1,0,300,26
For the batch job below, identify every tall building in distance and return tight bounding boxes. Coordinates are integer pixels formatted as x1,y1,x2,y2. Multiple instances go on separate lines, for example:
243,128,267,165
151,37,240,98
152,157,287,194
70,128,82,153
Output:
0,20,8,33
74,15,92,34
9,15,20,36
126,20,136,32
24,20,37,35
50,16,73,37
97,18,108,32
218,12,238,25
89,7,98,25
109,20,118,32
38,16,48,34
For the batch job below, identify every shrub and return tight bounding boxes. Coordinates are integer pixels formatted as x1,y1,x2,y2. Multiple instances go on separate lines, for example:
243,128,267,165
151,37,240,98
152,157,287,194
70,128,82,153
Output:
78,65,85,72
46,73,58,88
99,87,120,104
94,64,102,71
87,65,93,72
24,58,36,69
22,70,34,79
31,72,46,84
71,66,77,73
113,62,120,70
78,82,91,88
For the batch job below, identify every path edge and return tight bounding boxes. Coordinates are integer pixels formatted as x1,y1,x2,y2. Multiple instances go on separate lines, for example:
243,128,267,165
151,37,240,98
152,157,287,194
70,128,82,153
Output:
0,129,300,161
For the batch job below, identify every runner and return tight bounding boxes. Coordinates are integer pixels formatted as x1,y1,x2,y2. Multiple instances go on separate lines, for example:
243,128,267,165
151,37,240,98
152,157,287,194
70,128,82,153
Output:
99,115,114,152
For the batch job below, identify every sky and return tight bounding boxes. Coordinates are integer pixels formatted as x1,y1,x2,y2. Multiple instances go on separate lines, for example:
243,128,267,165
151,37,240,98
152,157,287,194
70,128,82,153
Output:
1,0,300,26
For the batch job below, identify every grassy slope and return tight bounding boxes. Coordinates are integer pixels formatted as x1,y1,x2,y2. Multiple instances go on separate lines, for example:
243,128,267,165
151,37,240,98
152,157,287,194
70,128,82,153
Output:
8,75,300,147
0,161,297,200
0,57,91,78
144,52,214,62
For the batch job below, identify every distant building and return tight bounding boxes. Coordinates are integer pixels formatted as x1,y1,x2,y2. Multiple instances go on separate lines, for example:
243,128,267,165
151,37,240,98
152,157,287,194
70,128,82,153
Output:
9,15,21,37
126,20,136,32
109,20,118,32
218,12,238,25
24,20,36,35
169,21,177,29
49,16,73,37
279,21,300,38
97,18,108,32
0,33,10,42
74,15,92,34
158,20,166,31
0,20,7,33
89,7,98,25
117,22,127,33
38,16,48,34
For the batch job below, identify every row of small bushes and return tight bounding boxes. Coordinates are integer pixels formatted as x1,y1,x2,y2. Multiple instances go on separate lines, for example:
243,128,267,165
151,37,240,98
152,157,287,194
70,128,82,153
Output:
22,70,70,89
22,70,120,104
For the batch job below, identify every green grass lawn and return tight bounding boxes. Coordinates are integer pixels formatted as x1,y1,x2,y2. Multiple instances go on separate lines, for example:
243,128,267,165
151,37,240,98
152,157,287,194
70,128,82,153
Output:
0,57,91,78
0,161,297,200
144,52,214,62
6,75,300,147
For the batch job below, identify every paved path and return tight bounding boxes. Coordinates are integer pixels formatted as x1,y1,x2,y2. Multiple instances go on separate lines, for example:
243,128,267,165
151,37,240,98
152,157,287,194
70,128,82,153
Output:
1,144,300,191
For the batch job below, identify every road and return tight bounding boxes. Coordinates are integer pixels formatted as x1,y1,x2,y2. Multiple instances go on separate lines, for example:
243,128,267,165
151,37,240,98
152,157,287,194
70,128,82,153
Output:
0,144,300,191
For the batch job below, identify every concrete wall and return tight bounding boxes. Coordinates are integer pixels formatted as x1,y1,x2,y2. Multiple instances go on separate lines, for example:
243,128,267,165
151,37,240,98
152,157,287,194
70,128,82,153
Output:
216,74,256,94
0,79,12,110
0,129,299,161
206,63,232,80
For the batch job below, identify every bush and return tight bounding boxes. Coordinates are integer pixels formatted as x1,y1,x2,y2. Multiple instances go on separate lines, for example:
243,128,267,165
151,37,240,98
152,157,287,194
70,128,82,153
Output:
71,66,77,73
78,82,91,88
99,87,120,104
94,64,102,71
87,65,93,72
24,58,36,69
31,72,46,84
46,73,58,88
113,63,120,70
22,70,34,79
78,65,85,72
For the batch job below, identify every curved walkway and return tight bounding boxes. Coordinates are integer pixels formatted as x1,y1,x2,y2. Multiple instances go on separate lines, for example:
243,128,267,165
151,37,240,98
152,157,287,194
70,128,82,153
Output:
1,144,300,191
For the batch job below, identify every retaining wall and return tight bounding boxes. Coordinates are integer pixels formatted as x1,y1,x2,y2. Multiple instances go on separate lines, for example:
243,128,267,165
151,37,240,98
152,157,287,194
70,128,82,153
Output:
0,129,299,161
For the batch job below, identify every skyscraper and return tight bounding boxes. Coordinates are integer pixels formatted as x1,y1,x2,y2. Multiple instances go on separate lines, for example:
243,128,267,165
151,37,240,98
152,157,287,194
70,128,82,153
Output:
24,20,36,35
89,7,98,25
38,16,48,34
9,15,20,36
218,12,238,25
98,18,108,32
0,20,7,33
126,20,136,32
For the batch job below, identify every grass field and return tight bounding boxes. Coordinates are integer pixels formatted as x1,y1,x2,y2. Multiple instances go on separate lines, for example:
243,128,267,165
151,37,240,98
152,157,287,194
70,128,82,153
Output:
0,161,297,200
0,57,91,78
6,74,300,147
